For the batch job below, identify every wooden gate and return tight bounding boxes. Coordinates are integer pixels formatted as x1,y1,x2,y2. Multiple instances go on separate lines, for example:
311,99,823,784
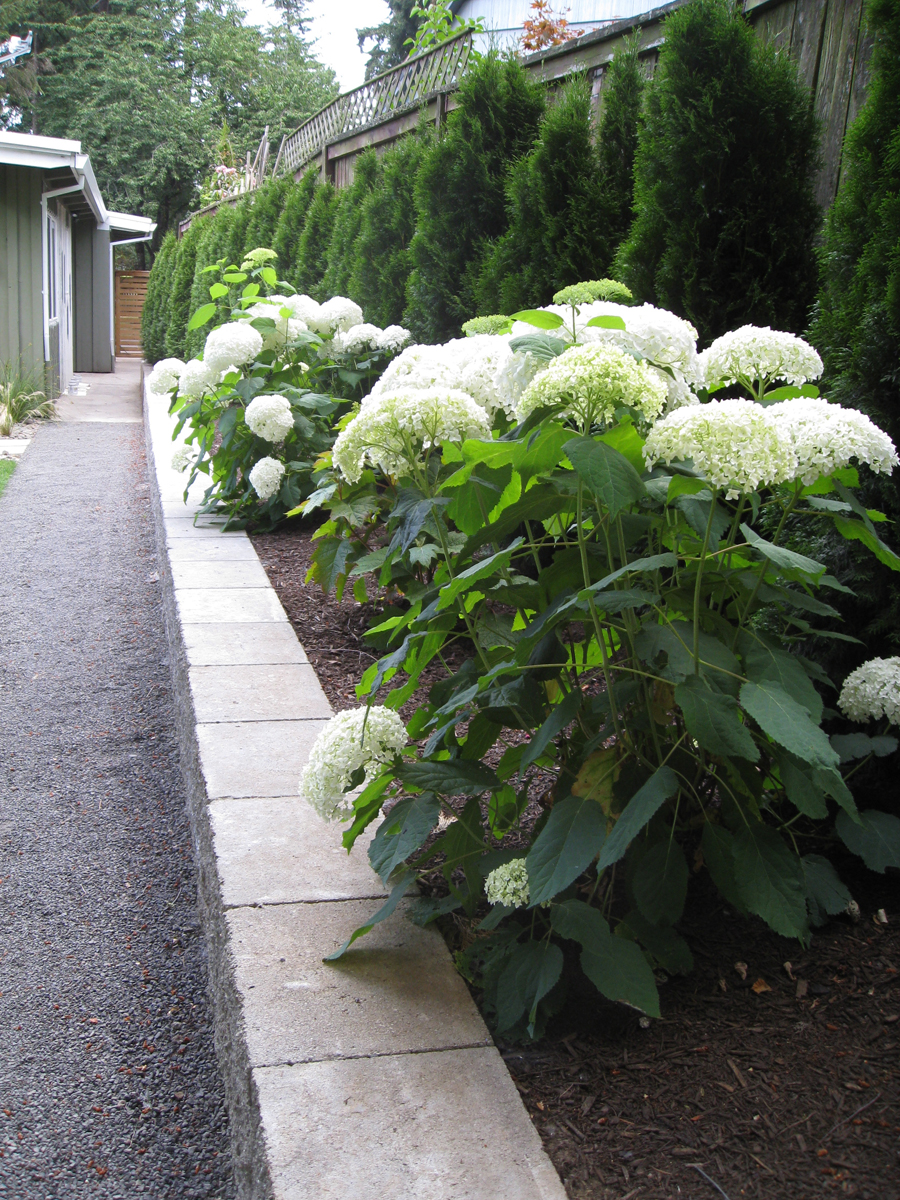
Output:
114,270,150,358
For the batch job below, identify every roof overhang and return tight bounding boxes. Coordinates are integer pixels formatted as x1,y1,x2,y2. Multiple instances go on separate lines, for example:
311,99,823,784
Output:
0,130,155,239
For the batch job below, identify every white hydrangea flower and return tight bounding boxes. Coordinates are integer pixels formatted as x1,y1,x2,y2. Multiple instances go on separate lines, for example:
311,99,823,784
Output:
767,398,898,485
299,706,408,822
240,297,308,351
170,444,192,473
516,342,668,429
703,326,823,392
245,394,294,442
147,358,185,395
377,324,412,353
335,323,383,356
643,399,797,498
578,302,703,388
485,859,530,908
284,293,323,329
370,336,539,418
177,358,217,398
248,456,285,501
318,296,364,335
333,388,492,483
203,322,264,374
838,657,900,725
656,370,701,414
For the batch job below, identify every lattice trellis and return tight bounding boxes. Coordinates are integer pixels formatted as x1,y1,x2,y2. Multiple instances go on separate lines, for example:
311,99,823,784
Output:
279,31,474,176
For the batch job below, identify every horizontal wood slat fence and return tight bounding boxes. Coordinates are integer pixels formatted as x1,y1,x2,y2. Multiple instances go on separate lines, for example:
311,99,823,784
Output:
114,270,149,359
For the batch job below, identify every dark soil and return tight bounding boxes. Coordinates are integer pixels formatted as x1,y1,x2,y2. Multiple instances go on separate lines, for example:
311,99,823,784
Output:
251,522,900,1200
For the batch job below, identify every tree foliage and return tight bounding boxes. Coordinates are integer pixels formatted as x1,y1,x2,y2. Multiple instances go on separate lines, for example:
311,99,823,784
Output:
615,0,820,343
357,0,420,80
186,205,236,357
165,217,207,359
1,1,337,238
273,168,320,284
406,53,545,342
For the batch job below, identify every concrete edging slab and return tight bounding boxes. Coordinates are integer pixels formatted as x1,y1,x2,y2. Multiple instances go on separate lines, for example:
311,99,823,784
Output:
143,376,567,1200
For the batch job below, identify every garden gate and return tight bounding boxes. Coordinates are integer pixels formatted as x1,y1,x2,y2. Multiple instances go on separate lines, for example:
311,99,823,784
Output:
114,269,149,359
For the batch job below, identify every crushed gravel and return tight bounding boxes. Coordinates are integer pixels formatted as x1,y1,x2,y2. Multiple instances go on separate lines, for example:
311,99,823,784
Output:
0,423,235,1198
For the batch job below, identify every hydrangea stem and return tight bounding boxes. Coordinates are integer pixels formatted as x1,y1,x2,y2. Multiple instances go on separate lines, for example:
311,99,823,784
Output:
692,489,719,674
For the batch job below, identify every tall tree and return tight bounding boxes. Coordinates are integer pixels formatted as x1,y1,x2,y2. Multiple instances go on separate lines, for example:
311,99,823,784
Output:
614,0,820,343
357,0,420,80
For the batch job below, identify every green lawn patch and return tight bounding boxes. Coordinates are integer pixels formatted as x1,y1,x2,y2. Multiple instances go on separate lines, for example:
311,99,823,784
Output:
0,460,16,497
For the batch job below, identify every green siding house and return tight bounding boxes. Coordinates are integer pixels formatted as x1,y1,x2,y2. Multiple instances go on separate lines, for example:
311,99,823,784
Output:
0,131,154,397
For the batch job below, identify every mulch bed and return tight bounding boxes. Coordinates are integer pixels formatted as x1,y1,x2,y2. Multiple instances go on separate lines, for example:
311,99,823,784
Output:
250,522,900,1200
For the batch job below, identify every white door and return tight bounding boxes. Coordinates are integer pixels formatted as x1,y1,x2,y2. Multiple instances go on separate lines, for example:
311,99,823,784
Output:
58,207,73,389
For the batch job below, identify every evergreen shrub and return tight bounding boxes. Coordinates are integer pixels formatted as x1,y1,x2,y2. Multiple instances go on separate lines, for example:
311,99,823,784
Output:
186,205,236,357
349,132,431,327
273,169,320,288
323,151,379,299
292,180,338,300
165,217,207,359
809,0,900,664
595,37,645,264
405,53,545,343
141,230,177,364
615,0,820,343
242,176,293,257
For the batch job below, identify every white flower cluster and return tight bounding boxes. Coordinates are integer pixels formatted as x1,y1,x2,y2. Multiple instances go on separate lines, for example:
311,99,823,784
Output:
702,326,823,392
333,388,492,483
203,322,264,374
318,296,364,336
248,456,285,501
838,657,900,726
177,358,217,398
371,335,541,418
334,322,412,357
299,706,408,822
516,342,668,429
485,859,530,908
147,358,185,395
767,398,898,485
644,398,797,497
171,444,193,473
245,394,294,442
239,296,308,351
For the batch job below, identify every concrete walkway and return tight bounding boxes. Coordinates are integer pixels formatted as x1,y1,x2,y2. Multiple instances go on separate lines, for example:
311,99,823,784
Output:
0,364,234,1197
145,381,567,1199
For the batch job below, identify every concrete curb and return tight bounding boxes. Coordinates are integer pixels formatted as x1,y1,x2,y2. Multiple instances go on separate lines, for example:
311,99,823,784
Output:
143,377,567,1200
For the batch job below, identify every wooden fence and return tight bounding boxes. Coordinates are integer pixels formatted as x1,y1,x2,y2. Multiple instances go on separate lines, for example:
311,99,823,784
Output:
114,270,150,359
278,0,871,209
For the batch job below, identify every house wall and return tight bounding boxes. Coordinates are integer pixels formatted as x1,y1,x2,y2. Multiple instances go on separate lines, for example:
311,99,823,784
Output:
0,163,45,385
73,221,113,373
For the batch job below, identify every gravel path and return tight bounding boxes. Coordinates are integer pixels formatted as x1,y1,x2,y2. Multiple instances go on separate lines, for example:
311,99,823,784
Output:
0,423,235,1198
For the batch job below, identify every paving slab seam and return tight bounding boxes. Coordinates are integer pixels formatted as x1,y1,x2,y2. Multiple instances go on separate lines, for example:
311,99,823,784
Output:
143,377,568,1200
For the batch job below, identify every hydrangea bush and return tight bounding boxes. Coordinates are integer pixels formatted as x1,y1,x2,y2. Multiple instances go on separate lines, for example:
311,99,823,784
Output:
146,248,411,529
299,287,900,1038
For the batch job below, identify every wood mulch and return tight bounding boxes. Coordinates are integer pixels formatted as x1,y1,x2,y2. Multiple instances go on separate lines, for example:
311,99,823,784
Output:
250,522,900,1200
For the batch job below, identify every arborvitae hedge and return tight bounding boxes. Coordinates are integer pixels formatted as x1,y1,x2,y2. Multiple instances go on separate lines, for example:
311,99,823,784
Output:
185,205,236,356
141,230,177,365
615,0,820,343
165,217,207,359
227,196,254,267
323,151,379,299
242,176,293,257
810,0,900,661
292,180,338,299
274,168,319,285
349,132,430,327
595,38,645,267
477,74,610,314
406,54,545,343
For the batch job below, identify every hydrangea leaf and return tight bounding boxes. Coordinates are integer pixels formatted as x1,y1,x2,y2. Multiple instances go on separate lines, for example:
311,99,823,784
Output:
324,872,416,960
565,436,647,518
632,839,689,926
740,680,838,769
836,809,900,873
510,309,566,330
398,758,499,796
802,855,852,926
732,824,808,939
525,795,608,906
737,630,823,723
618,910,694,975
675,676,759,761
551,900,660,1017
830,732,898,762
495,940,564,1037
368,793,442,884
597,767,679,872
520,688,583,773
740,523,827,579
700,823,747,913
187,302,217,330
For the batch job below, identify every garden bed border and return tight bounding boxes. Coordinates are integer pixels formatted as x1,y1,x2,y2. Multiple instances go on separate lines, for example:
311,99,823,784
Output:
143,373,567,1200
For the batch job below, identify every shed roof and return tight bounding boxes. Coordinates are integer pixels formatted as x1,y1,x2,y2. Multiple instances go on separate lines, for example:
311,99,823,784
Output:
0,130,154,237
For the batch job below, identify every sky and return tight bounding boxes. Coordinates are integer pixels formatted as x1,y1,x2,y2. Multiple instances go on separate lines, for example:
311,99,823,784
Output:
240,0,392,91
